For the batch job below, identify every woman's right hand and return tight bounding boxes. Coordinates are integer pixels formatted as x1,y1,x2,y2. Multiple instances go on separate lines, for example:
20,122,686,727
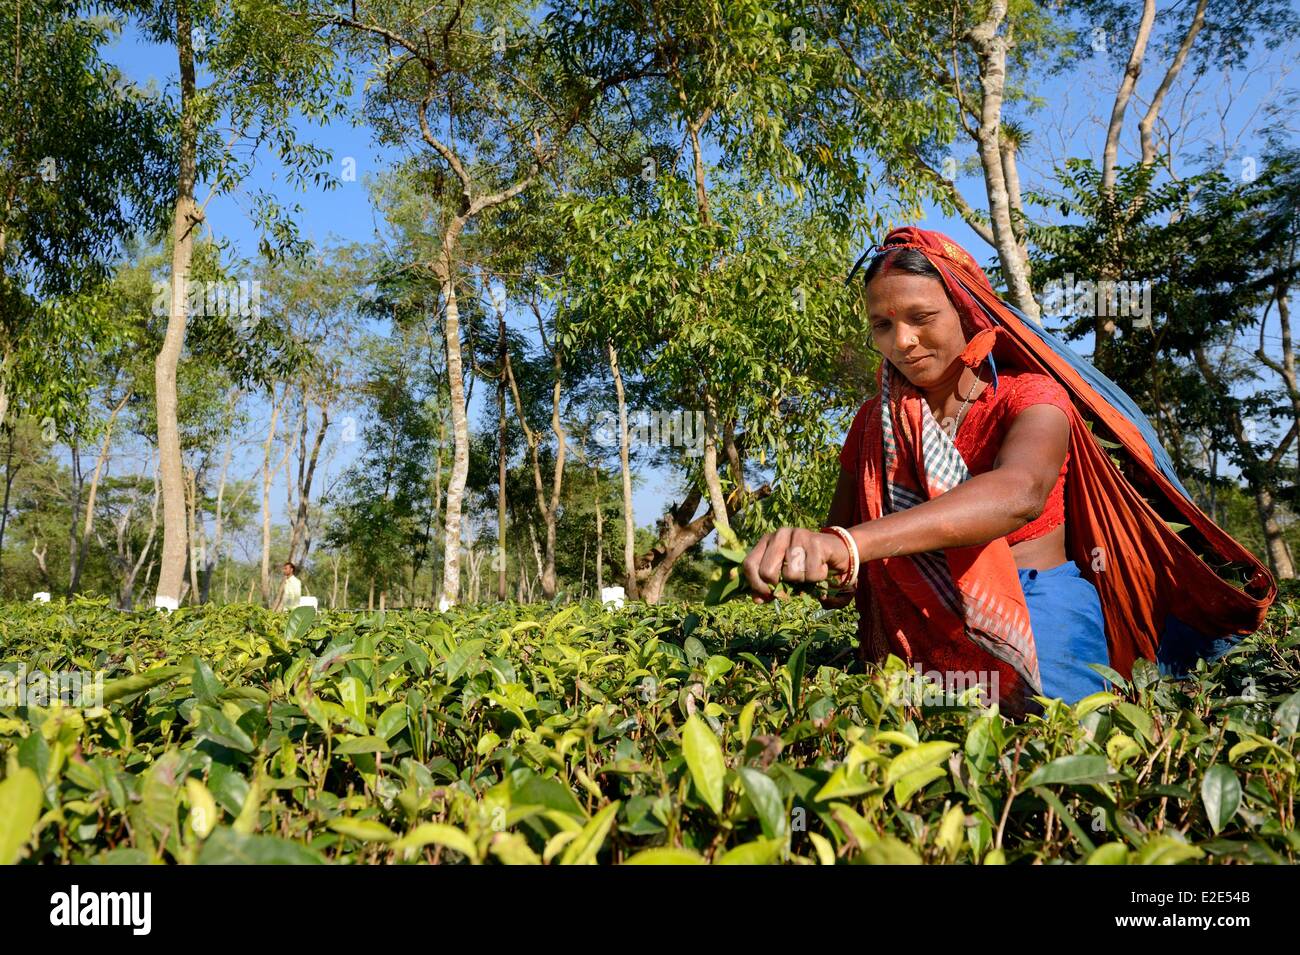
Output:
742,527,854,602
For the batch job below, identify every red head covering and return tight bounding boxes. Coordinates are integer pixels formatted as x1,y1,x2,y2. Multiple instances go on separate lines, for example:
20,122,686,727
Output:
865,228,1001,373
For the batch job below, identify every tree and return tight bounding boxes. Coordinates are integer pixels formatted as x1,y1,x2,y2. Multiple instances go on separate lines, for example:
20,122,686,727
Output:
0,3,170,432
1030,156,1300,578
324,329,441,608
1063,0,1298,369
563,172,866,601
128,0,342,606
323,0,657,607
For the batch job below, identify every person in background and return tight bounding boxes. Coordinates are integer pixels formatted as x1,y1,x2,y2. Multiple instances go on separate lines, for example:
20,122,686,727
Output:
278,561,302,611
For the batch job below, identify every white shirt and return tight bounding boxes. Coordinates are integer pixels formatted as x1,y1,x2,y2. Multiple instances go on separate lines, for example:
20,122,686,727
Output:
282,574,302,610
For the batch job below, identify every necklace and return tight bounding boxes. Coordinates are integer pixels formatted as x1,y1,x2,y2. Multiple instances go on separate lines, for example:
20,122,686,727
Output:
943,368,984,438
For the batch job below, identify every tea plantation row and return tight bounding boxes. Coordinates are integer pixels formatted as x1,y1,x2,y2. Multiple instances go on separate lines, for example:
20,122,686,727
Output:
1,595,1297,864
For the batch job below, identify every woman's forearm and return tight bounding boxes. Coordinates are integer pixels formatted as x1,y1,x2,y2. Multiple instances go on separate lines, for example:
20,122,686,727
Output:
845,466,1047,562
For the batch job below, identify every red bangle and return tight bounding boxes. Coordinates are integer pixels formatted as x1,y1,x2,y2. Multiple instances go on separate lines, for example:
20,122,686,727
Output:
819,526,860,589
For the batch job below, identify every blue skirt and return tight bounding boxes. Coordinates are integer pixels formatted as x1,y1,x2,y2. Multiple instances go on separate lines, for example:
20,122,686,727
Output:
1018,561,1109,703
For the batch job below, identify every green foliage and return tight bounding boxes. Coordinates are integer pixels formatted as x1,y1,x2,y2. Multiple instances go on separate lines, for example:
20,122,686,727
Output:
561,174,871,533
0,3,172,296
323,329,444,594
1028,155,1300,556
2,594,1298,864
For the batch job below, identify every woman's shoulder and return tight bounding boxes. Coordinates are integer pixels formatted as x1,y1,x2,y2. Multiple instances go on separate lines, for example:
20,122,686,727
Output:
847,393,881,423
844,394,880,436
995,369,1071,416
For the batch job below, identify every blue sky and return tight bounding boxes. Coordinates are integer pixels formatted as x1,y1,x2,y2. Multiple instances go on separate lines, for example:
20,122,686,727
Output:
100,12,1298,553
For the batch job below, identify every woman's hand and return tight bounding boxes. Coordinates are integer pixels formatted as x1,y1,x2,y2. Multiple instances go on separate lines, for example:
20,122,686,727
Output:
742,528,853,603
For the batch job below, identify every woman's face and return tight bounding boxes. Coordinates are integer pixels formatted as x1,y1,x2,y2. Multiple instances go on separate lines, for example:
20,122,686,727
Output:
864,270,967,390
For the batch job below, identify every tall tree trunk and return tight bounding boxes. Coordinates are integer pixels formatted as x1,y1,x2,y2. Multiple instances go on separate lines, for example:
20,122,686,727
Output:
259,388,285,605
542,350,566,597
998,137,1029,270
71,392,129,594
593,461,603,593
436,225,470,607
967,1,1040,322
502,328,566,599
118,467,162,610
684,114,741,548
155,0,202,604
1208,446,1219,526
528,522,544,591
429,415,445,605
65,440,83,593
608,342,638,599
1093,0,1157,371
205,395,239,604
0,341,12,438
185,465,200,604
1102,0,1158,195
496,323,509,601
195,489,210,602
700,391,737,549
1137,0,1208,168
466,546,482,604
0,424,17,583
289,400,330,566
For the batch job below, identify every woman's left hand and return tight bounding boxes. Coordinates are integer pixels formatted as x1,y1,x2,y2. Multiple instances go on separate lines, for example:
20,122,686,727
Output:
742,527,852,602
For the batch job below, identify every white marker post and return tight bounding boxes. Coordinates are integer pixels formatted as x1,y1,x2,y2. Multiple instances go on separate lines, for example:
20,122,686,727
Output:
154,595,179,613
32,592,51,603
298,595,318,609
601,586,625,609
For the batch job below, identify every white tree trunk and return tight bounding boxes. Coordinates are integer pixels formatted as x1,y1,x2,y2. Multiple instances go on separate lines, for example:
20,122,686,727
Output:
608,342,638,599
438,251,470,607
967,1,1040,322
155,0,201,603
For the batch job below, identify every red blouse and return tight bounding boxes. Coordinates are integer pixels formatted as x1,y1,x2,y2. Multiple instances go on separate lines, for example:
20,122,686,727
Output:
839,370,1071,545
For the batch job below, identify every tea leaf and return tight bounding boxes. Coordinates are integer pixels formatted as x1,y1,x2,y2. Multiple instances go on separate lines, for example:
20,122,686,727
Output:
682,714,727,816
0,768,41,864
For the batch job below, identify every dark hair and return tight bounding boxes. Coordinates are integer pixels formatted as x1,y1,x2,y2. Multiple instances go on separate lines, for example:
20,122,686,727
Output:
284,561,296,573
860,247,943,287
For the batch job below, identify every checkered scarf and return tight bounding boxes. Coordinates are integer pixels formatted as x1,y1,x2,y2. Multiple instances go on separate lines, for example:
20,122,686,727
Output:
875,356,1042,697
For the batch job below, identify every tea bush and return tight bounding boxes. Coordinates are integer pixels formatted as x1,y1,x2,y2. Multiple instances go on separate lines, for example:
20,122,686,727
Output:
1,594,1297,864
